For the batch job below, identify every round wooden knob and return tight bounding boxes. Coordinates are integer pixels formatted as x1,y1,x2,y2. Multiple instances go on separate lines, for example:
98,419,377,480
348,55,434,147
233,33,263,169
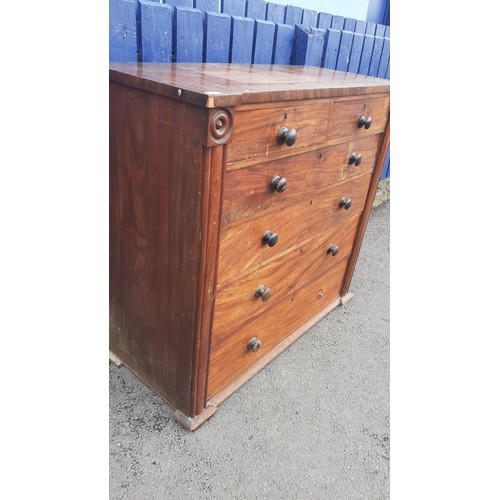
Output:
277,127,297,146
255,285,272,302
339,197,352,210
247,337,262,352
269,175,287,193
357,115,367,128
262,230,279,247
327,244,340,256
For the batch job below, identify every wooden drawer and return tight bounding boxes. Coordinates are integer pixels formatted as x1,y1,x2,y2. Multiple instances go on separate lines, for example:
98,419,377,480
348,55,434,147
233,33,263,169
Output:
208,256,350,398
217,173,372,284
226,95,389,166
330,96,390,139
222,134,382,226
213,214,360,343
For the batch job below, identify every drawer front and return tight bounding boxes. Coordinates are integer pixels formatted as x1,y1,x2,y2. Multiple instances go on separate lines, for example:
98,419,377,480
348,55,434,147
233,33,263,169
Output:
217,173,372,284
213,214,360,343
208,257,349,398
222,134,382,226
226,99,332,165
226,95,388,166
330,96,389,139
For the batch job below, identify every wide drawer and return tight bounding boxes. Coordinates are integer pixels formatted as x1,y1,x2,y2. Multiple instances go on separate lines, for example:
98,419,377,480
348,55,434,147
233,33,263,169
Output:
222,134,382,226
208,256,350,398
226,95,389,166
217,173,372,284
213,213,360,343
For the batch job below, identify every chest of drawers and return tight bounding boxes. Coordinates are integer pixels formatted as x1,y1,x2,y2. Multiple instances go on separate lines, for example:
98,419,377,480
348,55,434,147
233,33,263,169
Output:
109,63,390,430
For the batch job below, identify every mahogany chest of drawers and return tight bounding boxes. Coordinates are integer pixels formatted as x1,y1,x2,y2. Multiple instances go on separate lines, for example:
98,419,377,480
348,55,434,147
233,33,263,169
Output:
109,63,390,430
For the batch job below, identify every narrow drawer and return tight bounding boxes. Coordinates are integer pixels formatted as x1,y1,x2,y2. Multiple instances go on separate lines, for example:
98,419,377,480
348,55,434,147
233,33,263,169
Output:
217,173,372,284
330,95,389,139
208,257,349,398
213,214,360,344
226,99,332,164
226,95,388,166
222,134,382,226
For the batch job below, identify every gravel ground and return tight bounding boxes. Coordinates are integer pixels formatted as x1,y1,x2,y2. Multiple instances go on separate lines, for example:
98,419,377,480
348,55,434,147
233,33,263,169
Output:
110,201,390,500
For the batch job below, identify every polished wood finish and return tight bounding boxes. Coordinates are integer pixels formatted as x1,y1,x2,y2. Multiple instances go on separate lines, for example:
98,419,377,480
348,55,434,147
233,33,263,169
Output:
109,63,389,430
213,215,361,341
222,134,382,226
207,257,349,397
226,95,388,163
217,175,371,283
109,63,390,108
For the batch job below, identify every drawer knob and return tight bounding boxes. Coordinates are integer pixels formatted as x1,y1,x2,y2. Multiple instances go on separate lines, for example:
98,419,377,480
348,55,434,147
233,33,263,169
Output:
255,285,272,302
269,175,287,193
247,337,262,352
357,115,372,129
348,153,363,166
339,197,352,210
327,244,340,256
277,127,297,146
262,230,279,247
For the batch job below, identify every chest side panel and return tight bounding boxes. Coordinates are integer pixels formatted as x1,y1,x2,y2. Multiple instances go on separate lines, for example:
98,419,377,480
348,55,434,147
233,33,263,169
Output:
109,82,207,415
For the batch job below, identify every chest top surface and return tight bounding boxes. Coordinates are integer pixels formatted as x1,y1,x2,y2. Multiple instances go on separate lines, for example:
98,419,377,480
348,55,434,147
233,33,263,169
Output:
109,63,390,108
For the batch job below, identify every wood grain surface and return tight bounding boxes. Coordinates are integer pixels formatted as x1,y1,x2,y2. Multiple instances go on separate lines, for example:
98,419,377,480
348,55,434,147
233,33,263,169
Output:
208,257,349,398
213,214,361,345
109,82,209,417
217,173,372,284
109,63,390,108
222,134,382,225
226,95,388,164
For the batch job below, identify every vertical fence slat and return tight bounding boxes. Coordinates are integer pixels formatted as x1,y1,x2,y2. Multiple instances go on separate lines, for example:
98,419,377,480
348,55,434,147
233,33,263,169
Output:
322,28,341,69
375,24,386,37
301,9,317,27
110,0,138,62
164,0,193,7
365,21,376,36
245,0,266,19
265,2,285,23
385,57,390,79
292,25,324,67
204,12,231,62
273,23,294,64
348,32,363,74
331,15,344,30
194,0,219,12
385,26,390,38
221,0,245,16
336,30,354,71
380,145,390,179
354,20,367,33
358,34,374,75
343,17,356,31
139,0,173,62
284,5,302,26
174,6,203,61
368,35,384,76
377,37,390,78
252,19,275,63
316,12,332,30
230,16,254,63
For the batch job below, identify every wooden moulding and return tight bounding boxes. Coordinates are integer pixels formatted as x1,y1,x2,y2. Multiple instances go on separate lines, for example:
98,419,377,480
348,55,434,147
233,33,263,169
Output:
109,350,123,367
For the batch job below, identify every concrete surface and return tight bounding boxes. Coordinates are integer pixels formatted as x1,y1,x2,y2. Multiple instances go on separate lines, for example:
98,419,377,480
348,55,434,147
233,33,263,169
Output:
109,202,390,500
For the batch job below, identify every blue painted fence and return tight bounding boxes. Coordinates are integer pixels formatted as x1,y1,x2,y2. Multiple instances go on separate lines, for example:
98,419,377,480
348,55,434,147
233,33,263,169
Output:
110,0,390,180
